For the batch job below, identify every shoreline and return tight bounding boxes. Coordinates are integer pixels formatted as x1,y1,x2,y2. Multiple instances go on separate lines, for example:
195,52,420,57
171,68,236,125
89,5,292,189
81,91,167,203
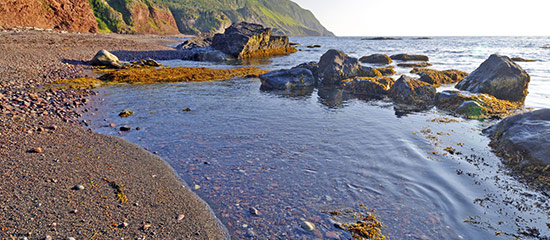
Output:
0,29,228,239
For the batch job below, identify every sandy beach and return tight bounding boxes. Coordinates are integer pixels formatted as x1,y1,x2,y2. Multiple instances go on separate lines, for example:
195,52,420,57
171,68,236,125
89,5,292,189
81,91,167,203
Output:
0,29,228,239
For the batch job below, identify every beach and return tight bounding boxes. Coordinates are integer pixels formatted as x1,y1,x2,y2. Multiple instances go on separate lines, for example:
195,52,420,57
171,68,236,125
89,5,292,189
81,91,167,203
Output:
0,29,228,239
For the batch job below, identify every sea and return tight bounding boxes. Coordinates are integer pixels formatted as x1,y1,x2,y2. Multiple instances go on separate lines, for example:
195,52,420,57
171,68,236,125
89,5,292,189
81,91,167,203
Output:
81,36,550,239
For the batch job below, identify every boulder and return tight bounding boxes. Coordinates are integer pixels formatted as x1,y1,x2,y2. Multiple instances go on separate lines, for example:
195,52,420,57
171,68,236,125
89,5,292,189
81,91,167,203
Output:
343,76,395,99
388,75,436,110
90,49,122,68
455,54,530,102
177,33,215,50
483,109,550,166
359,54,392,64
210,22,296,59
259,68,316,90
375,66,396,76
435,90,520,119
292,62,319,79
390,54,429,61
411,68,468,87
317,49,381,86
397,62,432,68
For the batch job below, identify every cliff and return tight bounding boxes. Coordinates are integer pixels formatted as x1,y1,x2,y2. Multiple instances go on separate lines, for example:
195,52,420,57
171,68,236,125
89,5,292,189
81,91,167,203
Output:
0,0,98,33
92,0,333,36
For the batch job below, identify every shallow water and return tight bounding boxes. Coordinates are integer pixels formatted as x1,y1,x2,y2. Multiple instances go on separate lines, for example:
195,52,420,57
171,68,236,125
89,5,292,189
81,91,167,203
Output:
83,37,550,239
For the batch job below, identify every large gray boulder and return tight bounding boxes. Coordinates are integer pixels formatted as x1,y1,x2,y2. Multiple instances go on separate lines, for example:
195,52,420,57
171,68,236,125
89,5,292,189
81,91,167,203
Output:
259,68,316,90
455,54,530,102
90,49,121,68
484,109,550,165
317,49,381,86
389,75,436,110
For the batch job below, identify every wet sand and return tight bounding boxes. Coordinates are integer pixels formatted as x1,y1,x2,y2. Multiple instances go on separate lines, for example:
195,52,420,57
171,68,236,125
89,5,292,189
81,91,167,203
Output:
0,29,228,239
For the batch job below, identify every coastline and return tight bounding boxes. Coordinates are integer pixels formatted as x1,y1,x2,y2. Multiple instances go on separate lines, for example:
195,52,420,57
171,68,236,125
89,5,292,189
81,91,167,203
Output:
0,30,228,239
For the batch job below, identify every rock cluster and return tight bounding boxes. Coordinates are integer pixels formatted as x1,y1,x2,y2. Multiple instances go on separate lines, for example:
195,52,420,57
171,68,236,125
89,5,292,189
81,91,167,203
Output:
181,22,297,62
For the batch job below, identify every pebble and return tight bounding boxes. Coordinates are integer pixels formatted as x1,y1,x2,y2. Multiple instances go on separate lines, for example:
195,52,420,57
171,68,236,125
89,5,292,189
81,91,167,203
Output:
67,238,76,240
194,184,200,190
300,220,315,231
120,125,132,131
183,108,191,112
73,185,85,190
249,207,260,216
31,147,43,153
142,224,152,231
109,123,116,128
119,109,134,117
177,214,185,221
45,235,52,240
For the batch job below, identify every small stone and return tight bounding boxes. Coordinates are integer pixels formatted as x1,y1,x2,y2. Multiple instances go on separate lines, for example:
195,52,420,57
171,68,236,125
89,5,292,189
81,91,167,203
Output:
67,238,76,240
135,127,141,131
301,220,315,231
50,125,58,130
142,224,152,231
70,209,78,214
73,185,85,190
119,109,134,117
119,222,129,228
194,184,200,190
183,108,191,112
177,214,185,221
31,147,43,153
120,125,132,131
45,235,52,240
249,207,260,216
109,123,116,128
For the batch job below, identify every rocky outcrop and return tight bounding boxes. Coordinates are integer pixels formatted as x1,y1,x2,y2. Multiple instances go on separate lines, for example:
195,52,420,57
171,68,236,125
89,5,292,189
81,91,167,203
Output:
390,54,429,61
259,68,315,91
455,54,530,102
411,68,469,87
182,22,296,61
389,75,436,110
0,0,98,33
484,109,550,166
177,33,215,50
343,77,395,99
211,22,296,59
359,54,392,64
89,0,179,35
317,49,381,86
375,66,396,76
435,90,521,119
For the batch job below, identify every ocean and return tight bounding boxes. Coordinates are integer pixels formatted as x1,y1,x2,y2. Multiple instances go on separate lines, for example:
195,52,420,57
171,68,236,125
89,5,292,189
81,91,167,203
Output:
82,37,550,239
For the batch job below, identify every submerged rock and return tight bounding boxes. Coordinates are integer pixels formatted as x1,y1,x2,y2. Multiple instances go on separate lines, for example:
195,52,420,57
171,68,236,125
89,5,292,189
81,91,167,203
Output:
455,54,530,102
435,90,520,119
317,49,381,86
388,75,436,110
177,33,215,50
90,49,121,68
397,62,432,68
375,66,396,76
292,62,319,79
390,53,429,61
484,109,550,166
343,76,395,99
259,68,315,90
511,57,536,62
359,54,392,64
411,68,468,87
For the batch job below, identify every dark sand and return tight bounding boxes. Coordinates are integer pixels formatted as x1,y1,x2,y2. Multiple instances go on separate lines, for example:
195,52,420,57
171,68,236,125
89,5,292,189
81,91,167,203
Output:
0,29,228,239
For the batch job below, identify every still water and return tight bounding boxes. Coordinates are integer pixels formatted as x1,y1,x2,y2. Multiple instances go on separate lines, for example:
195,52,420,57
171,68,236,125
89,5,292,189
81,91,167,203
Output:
82,37,550,239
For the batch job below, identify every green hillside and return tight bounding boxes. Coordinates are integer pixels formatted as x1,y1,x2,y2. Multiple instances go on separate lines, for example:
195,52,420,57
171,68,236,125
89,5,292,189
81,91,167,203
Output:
89,0,334,36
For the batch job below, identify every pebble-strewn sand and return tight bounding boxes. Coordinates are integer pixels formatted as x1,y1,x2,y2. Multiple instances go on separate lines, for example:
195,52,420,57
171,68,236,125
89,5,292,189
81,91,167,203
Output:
0,29,228,239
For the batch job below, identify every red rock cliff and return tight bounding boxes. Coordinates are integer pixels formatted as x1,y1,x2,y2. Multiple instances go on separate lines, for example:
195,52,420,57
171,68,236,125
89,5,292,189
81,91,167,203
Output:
0,0,98,33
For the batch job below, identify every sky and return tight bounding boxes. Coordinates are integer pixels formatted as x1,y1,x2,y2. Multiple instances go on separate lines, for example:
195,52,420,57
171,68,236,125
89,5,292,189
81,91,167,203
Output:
292,0,550,36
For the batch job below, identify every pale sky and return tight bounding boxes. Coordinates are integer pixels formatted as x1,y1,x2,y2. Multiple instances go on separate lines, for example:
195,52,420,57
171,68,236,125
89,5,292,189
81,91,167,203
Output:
292,0,550,36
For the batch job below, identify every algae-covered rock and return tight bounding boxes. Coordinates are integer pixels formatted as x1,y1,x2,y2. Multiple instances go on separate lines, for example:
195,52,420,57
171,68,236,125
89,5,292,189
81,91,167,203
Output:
411,68,468,87
317,49,381,86
484,109,550,166
435,90,521,119
390,54,429,61
343,76,394,100
90,49,121,68
397,62,432,68
455,54,530,102
375,66,396,76
359,54,392,64
388,75,436,110
259,68,315,90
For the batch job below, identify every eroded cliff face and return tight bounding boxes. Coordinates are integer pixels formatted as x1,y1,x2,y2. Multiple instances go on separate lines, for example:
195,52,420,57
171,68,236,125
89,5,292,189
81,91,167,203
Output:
0,0,98,33
89,0,179,35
